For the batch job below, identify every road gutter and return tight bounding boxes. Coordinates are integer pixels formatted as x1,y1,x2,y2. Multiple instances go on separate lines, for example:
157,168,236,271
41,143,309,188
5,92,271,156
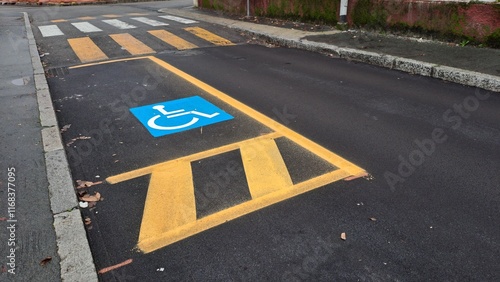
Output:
23,12,99,282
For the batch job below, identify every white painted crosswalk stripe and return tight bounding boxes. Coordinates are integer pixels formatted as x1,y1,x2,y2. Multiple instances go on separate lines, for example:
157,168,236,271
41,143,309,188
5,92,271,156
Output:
39,25,64,37
158,15,197,24
71,22,103,33
102,19,136,29
131,17,169,27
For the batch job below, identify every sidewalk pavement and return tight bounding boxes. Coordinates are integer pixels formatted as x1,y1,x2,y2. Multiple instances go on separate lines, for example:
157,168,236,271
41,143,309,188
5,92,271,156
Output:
0,4,498,282
161,7,500,93
0,10,97,282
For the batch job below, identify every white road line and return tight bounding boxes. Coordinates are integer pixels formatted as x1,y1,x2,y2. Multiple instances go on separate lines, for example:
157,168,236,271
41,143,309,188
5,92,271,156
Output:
131,17,169,27
158,15,198,24
71,22,103,33
38,25,64,37
102,19,136,29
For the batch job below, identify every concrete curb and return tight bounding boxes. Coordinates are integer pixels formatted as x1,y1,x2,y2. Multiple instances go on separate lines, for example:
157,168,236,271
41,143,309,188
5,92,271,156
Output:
161,8,500,93
23,12,99,282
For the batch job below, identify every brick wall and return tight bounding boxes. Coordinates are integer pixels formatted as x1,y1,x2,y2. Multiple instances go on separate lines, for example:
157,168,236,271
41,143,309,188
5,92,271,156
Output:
198,0,500,44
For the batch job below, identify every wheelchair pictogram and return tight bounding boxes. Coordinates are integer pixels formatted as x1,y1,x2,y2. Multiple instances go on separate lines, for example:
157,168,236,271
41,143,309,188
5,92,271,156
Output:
147,105,220,131
130,96,234,137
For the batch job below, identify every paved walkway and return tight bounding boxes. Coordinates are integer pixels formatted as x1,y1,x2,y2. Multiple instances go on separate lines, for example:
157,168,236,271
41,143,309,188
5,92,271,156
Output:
0,10,97,282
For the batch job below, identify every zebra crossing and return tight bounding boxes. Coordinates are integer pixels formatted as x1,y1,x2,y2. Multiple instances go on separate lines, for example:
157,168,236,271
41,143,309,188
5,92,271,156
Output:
36,14,235,64
38,14,198,37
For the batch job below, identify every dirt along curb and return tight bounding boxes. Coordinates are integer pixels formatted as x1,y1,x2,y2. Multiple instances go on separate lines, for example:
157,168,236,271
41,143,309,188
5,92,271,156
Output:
23,11,99,281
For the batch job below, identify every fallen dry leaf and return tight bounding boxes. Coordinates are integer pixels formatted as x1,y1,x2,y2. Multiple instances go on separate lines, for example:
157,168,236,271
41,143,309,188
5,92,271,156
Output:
79,192,101,202
98,258,133,274
344,172,370,181
60,124,71,133
0,217,7,221
66,136,91,147
341,232,347,241
84,217,92,225
76,180,102,189
40,257,52,266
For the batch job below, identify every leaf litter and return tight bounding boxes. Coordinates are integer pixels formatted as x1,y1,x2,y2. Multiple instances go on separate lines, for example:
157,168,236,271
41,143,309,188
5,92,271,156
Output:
76,180,102,189
66,136,91,147
40,257,52,266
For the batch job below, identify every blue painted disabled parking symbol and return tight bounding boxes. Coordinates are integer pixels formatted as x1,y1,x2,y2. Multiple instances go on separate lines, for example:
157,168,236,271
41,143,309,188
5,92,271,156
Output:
130,96,234,137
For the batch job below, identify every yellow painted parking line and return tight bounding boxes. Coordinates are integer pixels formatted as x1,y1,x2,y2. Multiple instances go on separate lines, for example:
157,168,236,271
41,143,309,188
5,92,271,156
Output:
127,13,149,16
184,27,234,46
147,56,363,175
78,16,96,20
67,37,108,63
79,56,365,253
109,33,155,55
68,56,148,70
107,132,282,184
51,19,67,23
240,138,292,199
148,30,198,50
139,167,350,253
139,161,196,244
103,14,121,18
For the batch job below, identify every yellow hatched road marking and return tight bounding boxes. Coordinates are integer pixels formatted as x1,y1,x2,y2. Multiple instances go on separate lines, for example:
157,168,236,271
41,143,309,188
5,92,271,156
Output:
109,33,155,55
139,167,350,253
127,13,150,16
107,132,282,184
184,27,234,46
67,37,108,63
78,16,96,20
51,19,67,23
139,161,196,244
240,138,292,198
148,30,198,50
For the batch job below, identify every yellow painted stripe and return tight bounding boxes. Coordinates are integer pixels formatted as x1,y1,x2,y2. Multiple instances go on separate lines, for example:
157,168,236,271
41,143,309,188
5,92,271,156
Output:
106,132,282,184
102,14,120,18
148,30,198,50
109,33,155,55
51,19,67,23
78,16,96,20
127,13,149,16
240,138,292,199
138,168,350,253
138,161,196,243
184,27,234,46
68,56,149,69
146,56,365,176
67,37,108,63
